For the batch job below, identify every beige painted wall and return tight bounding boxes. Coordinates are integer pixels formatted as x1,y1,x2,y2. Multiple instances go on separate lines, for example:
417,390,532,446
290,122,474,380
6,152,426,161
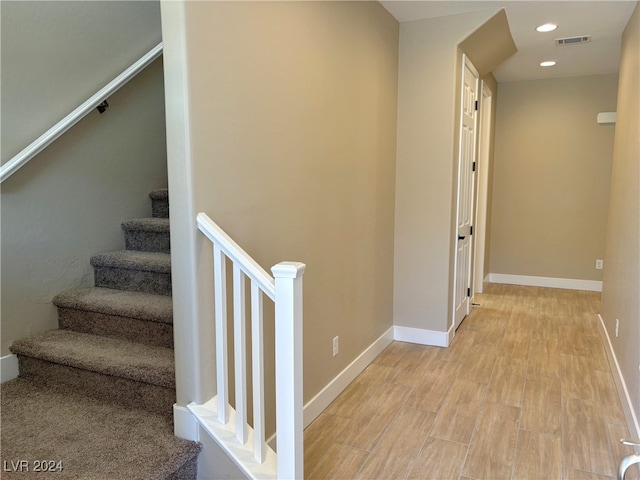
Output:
1,2,166,356
490,74,618,281
162,1,399,408
601,2,639,434
1,1,162,164
394,10,500,334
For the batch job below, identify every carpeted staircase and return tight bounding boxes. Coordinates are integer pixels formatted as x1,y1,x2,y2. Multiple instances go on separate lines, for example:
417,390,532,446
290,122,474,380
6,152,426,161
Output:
1,189,202,479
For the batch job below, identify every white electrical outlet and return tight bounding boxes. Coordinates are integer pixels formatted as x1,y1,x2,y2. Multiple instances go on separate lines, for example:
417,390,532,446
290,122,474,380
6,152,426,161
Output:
595,259,604,270
616,318,619,337
332,336,339,357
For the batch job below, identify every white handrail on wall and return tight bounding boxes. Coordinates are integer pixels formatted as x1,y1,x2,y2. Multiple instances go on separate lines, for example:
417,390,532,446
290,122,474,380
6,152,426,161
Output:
191,212,305,480
0,42,163,184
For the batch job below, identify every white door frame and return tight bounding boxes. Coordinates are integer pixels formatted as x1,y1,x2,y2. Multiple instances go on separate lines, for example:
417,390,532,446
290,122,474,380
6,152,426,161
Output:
473,82,493,295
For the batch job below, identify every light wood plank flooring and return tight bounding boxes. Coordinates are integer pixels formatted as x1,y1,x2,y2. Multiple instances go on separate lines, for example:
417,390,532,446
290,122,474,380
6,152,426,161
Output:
304,284,639,480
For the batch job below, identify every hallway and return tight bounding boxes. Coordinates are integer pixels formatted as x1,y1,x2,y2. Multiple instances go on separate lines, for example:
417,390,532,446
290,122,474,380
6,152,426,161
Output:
304,284,639,479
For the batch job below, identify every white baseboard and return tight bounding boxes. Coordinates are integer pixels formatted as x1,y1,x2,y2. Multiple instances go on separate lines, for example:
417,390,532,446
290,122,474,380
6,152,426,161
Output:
489,273,602,292
1,354,19,383
597,314,640,438
393,325,450,348
303,327,394,427
173,403,200,441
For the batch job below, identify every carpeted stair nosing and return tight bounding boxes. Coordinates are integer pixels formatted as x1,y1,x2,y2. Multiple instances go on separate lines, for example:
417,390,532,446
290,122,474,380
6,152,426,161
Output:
91,250,171,272
17,357,175,416
122,218,171,254
150,188,169,219
10,329,175,388
57,308,174,348
54,287,173,324
122,217,170,232
91,250,172,296
149,188,168,201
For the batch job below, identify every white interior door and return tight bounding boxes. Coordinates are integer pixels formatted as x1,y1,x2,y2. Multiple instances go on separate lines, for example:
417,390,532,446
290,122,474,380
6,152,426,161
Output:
453,55,479,331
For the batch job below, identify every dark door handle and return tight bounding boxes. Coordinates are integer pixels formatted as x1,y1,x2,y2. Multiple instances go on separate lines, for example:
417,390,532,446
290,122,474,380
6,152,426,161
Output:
458,235,466,240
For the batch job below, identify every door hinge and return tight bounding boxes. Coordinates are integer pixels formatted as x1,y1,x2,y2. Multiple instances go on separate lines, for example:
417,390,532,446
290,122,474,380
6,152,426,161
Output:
467,287,471,297
470,225,473,236
472,161,476,172
474,100,478,111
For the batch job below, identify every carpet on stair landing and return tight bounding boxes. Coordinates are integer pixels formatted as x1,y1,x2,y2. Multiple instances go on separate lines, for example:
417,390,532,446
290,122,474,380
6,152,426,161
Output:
0,378,201,480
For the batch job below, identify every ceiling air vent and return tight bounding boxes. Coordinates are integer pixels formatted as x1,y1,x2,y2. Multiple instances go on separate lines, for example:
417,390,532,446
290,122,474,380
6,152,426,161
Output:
555,35,591,46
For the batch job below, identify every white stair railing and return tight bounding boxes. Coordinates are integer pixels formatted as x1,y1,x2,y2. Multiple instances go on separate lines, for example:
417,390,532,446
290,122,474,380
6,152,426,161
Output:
0,43,163,183
192,212,305,479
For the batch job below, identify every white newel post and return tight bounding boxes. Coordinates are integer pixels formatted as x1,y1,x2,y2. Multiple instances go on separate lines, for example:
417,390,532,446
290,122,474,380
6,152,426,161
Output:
271,261,306,480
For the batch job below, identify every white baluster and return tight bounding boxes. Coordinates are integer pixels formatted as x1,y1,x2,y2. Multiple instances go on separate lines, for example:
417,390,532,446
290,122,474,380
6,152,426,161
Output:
272,262,306,480
251,283,266,463
213,245,229,424
233,265,247,444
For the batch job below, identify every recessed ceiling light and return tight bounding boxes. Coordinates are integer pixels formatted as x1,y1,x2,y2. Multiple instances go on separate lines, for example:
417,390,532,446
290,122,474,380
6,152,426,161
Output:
536,23,558,33
540,61,557,67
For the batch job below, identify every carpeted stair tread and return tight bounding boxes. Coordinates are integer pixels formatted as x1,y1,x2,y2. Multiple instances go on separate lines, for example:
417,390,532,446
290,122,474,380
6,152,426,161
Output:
91,250,171,273
53,287,173,324
1,378,200,480
11,330,175,388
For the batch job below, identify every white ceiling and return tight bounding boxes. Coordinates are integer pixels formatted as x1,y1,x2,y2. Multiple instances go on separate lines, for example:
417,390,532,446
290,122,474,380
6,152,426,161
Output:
380,1,638,82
